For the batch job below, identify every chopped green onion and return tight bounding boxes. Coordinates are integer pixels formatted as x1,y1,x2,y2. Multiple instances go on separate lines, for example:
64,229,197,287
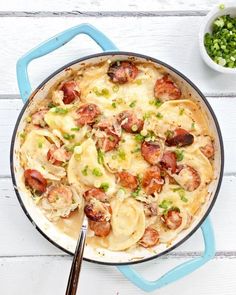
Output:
81,165,88,176
159,199,173,210
111,102,117,108
93,87,110,98
63,133,75,140
118,149,126,161
191,122,195,130
219,3,225,10
100,182,109,192
131,186,141,198
156,112,163,119
97,149,105,165
20,132,26,139
175,149,184,161
38,141,43,148
172,187,188,202
92,168,103,177
112,85,119,93
52,107,68,114
135,134,145,142
204,14,236,68
129,100,137,108
71,127,80,131
131,124,138,132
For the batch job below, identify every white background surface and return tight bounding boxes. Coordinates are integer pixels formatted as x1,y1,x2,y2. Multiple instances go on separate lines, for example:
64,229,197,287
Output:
0,1,236,294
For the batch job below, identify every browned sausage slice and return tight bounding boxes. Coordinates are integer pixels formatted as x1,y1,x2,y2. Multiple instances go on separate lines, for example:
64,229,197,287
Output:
24,169,47,194
200,142,214,159
60,80,80,104
84,200,112,222
154,74,181,101
83,188,108,203
47,145,71,165
141,141,163,165
139,227,159,248
107,61,138,84
47,186,73,205
142,166,164,195
161,209,182,230
160,151,177,173
165,128,194,147
117,110,144,133
178,165,201,191
95,122,121,152
89,220,111,237
76,103,101,126
116,171,138,190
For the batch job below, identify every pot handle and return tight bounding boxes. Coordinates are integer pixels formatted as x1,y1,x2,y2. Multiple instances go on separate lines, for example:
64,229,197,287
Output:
117,217,215,292
16,23,118,102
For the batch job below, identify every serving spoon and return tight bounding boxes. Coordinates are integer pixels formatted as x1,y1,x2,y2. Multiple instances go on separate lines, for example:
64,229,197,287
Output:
65,217,88,295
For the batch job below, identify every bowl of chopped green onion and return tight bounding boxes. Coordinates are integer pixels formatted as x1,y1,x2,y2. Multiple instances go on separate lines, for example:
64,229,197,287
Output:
199,4,236,73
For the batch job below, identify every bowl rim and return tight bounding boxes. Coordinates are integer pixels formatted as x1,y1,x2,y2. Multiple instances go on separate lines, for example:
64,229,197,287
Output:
199,5,236,74
10,51,224,265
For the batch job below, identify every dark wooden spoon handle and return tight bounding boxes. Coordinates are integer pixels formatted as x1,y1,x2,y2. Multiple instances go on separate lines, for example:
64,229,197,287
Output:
65,220,87,295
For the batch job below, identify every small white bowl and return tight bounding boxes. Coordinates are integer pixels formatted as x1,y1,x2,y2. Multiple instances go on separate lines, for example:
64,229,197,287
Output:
199,4,236,74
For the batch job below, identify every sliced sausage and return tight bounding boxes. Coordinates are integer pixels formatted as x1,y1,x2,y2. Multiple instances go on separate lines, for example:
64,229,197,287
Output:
142,166,164,195
160,167,177,185
95,122,121,152
24,169,47,194
161,209,182,230
165,128,194,147
160,151,177,173
76,104,101,126
116,171,138,190
200,142,214,159
143,202,158,217
141,141,163,165
31,110,48,127
89,220,111,237
117,110,144,133
60,80,80,104
107,61,138,84
47,186,73,206
139,227,159,248
47,145,71,165
97,130,120,152
177,165,201,192
154,74,181,101
83,188,108,203
84,200,112,222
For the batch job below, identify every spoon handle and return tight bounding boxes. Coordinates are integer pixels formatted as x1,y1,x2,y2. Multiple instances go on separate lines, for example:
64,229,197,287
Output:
65,218,88,295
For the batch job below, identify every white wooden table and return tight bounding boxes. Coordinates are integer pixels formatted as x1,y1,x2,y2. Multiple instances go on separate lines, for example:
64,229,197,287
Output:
1,1,236,294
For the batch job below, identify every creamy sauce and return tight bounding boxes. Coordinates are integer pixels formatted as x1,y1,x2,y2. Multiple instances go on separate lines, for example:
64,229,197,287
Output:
55,209,83,240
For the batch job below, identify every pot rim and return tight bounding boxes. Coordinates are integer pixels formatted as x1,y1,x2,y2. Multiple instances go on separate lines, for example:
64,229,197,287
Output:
10,51,224,266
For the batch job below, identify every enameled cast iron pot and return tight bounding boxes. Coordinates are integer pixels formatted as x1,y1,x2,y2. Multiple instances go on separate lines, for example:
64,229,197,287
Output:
10,24,224,292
